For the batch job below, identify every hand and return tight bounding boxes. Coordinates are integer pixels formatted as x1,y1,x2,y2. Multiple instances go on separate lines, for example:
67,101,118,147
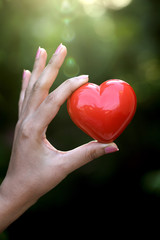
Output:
0,44,118,232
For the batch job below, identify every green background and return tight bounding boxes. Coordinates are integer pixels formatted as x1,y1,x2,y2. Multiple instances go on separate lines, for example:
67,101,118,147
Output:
0,0,160,238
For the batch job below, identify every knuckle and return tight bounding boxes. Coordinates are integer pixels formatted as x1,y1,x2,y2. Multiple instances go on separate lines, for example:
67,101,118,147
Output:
64,78,75,92
32,80,48,95
87,149,97,162
20,119,35,138
48,57,54,65
32,81,42,92
66,78,74,86
48,57,61,71
15,120,22,133
46,92,59,106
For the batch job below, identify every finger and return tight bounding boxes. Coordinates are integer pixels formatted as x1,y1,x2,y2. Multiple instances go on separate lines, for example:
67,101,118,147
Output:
21,47,47,113
27,47,47,90
26,44,67,112
34,75,89,133
18,70,31,118
63,141,119,174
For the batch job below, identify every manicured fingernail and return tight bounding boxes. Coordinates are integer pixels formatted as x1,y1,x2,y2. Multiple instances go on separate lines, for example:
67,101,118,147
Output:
76,75,89,82
36,47,41,59
55,43,63,54
79,75,89,79
104,144,119,154
23,69,26,79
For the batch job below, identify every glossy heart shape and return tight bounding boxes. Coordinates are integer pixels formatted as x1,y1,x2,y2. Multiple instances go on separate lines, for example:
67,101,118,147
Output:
67,79,137,143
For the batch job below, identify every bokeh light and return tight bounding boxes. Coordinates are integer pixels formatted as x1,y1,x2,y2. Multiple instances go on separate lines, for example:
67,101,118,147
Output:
83,2,106,18
61,24,76,43
54,0,78,14
63,57,80,77
103,0,132,10
79,0,97,4
80,0,132,10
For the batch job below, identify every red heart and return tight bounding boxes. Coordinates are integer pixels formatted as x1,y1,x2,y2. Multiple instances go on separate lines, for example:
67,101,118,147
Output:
67,79,137,143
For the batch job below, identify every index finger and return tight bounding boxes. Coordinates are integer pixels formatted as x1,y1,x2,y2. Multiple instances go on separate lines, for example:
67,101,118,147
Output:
34,75,89,134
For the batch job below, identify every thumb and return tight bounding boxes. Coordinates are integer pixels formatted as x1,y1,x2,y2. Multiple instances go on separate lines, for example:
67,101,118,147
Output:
64,141,119,174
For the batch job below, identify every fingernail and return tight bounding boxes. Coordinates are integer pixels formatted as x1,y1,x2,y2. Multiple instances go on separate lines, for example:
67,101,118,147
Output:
76,75,89,82
55,43,63,54
23,69,26,79
104,143,119,154
79,75,89,79
36,47,41,59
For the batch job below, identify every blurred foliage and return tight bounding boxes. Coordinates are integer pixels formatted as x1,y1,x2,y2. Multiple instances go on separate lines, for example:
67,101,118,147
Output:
0,0,160,237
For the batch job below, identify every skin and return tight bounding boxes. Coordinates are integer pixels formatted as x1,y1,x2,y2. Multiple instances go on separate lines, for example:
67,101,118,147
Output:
0,44,118,232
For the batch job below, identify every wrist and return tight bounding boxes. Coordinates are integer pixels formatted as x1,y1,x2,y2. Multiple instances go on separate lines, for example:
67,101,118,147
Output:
0,176,37,232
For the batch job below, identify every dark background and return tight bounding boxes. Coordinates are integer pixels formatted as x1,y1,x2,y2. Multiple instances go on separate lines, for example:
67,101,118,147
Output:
0,0,160,238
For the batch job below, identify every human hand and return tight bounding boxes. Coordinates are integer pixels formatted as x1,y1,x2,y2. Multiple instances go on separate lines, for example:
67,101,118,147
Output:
0,44,118,231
